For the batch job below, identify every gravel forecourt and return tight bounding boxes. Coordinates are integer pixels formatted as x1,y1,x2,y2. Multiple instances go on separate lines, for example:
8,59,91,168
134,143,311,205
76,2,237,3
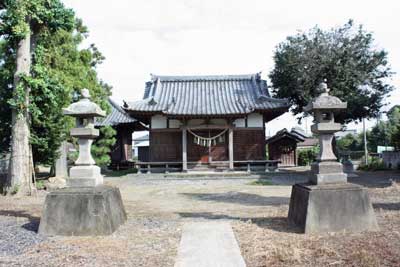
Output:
0,170,399,266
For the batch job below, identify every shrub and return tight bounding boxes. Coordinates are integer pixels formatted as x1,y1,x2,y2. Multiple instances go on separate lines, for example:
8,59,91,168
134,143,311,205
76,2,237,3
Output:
36,180,46,190
358,157,387,171
298,148,318,166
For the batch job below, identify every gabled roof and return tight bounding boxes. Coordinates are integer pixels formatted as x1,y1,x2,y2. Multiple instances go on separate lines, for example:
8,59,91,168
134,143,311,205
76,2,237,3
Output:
266,128,306,144
133,134,149,142
298,138,319,148
96,98,137,126
125,73,289,117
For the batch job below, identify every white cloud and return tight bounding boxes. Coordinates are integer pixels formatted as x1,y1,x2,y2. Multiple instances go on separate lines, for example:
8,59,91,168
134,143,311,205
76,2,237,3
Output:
62,0,400,134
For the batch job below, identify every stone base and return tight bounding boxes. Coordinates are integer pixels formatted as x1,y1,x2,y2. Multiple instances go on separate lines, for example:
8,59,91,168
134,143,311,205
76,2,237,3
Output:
288,183,378,233
68,165,103,187
311,161,347,184
39,185,127,236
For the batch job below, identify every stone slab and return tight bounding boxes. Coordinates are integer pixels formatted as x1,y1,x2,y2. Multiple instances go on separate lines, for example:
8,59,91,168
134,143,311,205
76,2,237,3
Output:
310,162,347,184
175,221,246,267
68,165,103,187
39,185,127,236
288,183,378,234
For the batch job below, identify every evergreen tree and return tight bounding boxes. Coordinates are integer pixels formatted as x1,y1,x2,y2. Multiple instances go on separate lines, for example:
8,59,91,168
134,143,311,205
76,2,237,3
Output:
0,1,114,194
269,20,394,124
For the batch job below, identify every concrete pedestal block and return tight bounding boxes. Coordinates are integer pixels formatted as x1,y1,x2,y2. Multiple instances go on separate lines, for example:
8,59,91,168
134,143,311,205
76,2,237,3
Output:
288,183,378,234
68,165,103,187
311,161,347,184
39,185,127,236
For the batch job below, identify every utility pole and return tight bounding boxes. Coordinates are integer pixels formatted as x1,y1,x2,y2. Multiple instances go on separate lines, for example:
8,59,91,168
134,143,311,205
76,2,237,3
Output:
363,118,368,165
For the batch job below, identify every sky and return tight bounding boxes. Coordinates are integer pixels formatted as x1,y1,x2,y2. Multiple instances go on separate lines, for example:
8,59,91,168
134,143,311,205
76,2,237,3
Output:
62,0,400,136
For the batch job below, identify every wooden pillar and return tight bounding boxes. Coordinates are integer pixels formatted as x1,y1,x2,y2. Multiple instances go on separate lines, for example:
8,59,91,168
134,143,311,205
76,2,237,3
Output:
182,126,188,172
229,126,234,170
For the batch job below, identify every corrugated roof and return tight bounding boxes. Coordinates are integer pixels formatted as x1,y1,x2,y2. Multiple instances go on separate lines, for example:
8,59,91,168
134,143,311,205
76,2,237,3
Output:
96,98,137,126
126,73,289,116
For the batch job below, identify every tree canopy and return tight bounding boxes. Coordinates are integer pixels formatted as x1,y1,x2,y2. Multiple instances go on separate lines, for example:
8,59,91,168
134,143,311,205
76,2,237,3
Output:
269,20,394,124
0,1,114,167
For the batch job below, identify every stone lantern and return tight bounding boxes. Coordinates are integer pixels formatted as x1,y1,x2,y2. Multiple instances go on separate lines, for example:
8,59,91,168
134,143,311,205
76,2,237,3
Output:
62,88,105,187
304,82,347,184
39,89,127,236
288,82,377,234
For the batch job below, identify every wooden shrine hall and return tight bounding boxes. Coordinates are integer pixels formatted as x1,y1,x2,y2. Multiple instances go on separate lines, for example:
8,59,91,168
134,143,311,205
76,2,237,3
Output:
124,73,290,172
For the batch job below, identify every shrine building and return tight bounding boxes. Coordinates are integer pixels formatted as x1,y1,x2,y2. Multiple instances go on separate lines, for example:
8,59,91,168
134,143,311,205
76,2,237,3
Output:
124,73,290,172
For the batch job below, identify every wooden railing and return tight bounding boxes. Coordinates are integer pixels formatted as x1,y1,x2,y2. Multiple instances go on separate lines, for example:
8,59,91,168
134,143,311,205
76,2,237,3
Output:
135,160,281,174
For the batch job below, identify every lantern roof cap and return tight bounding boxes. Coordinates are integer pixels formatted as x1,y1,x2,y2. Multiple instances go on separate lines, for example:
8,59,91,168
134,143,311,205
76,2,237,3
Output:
63,89,106,118
304,82,347,112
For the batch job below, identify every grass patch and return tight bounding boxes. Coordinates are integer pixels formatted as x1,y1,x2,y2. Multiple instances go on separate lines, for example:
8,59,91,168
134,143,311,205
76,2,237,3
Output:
247,179,274,186
105,168,138,177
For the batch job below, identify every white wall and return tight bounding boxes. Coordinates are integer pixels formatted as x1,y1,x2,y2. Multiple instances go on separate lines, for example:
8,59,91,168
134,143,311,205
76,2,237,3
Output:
247,113,263,128
169,119,181,128
233,118,246,128
151,115,167,129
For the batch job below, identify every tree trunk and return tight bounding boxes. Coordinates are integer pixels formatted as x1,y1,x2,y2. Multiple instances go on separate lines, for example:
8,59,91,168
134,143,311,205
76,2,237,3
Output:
6,32,32,195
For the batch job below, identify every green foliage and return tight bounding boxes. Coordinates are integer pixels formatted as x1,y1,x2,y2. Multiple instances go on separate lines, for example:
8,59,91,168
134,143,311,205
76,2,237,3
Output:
297,148,318,166
391,126,400,150
92,126,116,167
269,20,394,124
337,134,363,152
35,179,45,190
367,106,400,152
106,168,139,177
0,1,112,166
358,157,387,171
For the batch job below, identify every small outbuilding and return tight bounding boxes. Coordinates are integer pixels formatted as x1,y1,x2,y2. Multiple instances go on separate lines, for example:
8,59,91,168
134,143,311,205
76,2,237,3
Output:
266,128,306,166
133,134,149,162
96,98,147,169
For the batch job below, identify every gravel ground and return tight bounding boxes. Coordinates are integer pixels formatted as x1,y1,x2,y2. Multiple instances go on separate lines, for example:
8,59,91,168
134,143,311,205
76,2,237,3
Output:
0,170,399,266
0,216,44,257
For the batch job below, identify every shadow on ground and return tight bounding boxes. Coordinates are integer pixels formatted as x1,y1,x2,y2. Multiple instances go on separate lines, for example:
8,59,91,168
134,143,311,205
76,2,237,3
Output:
181,192,289,206
373,202,400,211
0,210,40,232
177,212,301,233
349,171,400,188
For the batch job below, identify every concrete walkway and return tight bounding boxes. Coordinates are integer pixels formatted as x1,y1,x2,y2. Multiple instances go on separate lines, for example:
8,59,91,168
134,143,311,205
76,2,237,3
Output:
175,221,246,267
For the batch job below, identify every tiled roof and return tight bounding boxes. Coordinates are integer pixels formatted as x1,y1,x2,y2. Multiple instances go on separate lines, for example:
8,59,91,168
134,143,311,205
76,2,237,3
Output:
133,134,149,142
125,73,289,116
266,128,306,144
298,138,319,148
96,98,137,126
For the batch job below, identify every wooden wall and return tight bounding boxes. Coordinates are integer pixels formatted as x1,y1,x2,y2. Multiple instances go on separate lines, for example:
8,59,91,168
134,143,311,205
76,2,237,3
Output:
149,128,266,162
150,130,182,162
233,129,265,160
110,125,133,163
268,137,297,166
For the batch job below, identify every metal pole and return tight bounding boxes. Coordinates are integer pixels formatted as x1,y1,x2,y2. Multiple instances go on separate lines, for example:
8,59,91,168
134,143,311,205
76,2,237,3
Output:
363,118,368,165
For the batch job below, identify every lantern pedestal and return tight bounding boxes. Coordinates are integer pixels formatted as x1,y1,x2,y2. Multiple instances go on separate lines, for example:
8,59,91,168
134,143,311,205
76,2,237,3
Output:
310,161,347,184
39,89,126,236
39,185,127,236
287,82,377,233
68,165,103,187
288,183,378,234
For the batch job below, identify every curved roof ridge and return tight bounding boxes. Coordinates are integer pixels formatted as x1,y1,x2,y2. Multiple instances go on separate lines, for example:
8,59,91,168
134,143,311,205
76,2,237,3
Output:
151,73,260,82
